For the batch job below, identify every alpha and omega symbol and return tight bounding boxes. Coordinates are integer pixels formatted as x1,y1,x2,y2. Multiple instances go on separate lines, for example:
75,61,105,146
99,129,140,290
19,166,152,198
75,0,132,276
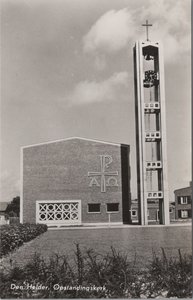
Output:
88,155,118,193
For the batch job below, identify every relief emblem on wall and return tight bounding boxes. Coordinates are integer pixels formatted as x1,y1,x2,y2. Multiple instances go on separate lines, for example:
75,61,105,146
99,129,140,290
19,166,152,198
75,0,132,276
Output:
88,155,118,192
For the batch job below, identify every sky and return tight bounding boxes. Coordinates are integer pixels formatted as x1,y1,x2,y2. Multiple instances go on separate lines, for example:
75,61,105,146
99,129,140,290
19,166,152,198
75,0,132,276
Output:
1,0,191,203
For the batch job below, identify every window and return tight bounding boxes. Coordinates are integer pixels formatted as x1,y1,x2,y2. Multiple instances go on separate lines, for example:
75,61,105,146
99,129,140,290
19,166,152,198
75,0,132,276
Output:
177,196,181,204
106,203,119,213
88,204,101,213
131,210,137,217
181,210,188,218
169,208,173,213
181,197,188,204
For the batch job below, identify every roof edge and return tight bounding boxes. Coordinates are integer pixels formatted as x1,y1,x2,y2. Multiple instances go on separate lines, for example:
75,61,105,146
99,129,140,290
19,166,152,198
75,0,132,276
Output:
174,186,192,193
21,136,129,149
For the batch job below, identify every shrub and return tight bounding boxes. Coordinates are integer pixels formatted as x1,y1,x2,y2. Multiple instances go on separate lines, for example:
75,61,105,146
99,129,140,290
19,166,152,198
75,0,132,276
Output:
0,223,47,258
144,248,192,298
0,245,191,298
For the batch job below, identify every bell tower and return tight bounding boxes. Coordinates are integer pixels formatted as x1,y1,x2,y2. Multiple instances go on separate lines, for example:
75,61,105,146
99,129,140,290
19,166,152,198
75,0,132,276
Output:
133,21,170,225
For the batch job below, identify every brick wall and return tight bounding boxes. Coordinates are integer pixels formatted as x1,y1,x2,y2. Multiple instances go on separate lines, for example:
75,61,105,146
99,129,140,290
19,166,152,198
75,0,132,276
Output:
22,138,131,224
131,201,175,224
174,186,192,219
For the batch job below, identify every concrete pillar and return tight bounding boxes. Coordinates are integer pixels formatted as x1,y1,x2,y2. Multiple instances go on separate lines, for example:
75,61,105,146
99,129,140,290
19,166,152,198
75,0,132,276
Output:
133,40,170,225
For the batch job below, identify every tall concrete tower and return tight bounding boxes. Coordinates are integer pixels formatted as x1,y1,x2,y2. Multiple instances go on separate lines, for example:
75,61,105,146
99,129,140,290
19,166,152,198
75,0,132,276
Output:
133,21,170,225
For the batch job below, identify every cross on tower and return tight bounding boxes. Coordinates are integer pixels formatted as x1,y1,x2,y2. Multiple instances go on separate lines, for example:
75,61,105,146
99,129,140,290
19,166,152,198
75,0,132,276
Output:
142,20,152,41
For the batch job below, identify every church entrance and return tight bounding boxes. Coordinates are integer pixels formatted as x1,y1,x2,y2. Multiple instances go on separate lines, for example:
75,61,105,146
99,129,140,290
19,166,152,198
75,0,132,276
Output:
36,200,81,227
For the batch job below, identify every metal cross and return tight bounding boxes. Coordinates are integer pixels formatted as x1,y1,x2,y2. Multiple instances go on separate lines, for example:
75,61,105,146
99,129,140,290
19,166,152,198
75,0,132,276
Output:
142,20,152,41
88,155,118,192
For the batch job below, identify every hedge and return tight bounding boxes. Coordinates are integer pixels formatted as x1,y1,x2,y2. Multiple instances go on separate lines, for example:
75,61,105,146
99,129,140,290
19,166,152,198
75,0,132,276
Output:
0,245,192,298
0,223,47,258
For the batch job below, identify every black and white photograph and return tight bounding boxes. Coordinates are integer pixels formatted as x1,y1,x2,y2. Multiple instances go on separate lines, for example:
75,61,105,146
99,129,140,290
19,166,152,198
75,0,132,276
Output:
0,0,192,298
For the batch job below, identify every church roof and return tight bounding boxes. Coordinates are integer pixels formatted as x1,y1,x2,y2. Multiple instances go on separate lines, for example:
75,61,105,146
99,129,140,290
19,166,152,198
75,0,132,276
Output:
21,137,128,149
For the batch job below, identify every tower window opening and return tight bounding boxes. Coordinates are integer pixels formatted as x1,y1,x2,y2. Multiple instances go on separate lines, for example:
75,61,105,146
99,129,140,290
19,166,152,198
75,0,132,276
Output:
131,210,137,217
144,54,154,61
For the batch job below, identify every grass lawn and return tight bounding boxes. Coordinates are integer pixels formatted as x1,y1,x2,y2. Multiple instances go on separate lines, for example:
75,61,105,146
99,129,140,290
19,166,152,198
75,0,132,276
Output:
1,225,192,271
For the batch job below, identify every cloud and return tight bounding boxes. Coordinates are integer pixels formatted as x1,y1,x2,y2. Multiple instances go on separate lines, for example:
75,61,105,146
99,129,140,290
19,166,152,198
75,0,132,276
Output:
139,0,191,62
0,170,10,181
93,56,107,71
83,0,190,63
65,72,129,105
83,9,136,53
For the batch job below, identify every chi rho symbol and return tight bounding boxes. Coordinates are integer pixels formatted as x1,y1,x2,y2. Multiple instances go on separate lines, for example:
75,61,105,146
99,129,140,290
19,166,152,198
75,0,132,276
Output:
88,155,118,192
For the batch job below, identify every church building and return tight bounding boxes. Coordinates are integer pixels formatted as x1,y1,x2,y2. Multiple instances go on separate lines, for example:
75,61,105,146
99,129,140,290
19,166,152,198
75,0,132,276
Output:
20,137,131,227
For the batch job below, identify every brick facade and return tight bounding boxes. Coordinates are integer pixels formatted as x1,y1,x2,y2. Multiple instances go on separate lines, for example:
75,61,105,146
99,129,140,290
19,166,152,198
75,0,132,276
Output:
131,200,175,224
21,138,131,225
174,182,192,220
